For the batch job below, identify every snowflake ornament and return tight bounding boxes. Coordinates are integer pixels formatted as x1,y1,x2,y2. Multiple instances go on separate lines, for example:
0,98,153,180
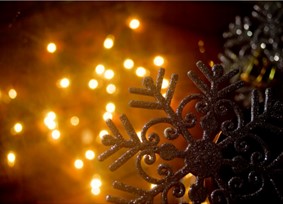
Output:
219,2,283,89
98,61,283,204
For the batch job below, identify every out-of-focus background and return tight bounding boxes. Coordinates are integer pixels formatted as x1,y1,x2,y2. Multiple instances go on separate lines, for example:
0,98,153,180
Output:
0,2,253,203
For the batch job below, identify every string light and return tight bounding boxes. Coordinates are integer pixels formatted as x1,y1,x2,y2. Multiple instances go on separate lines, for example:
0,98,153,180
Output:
153,56,165,67
95,64,105,75
8,88,17,99
103,112,113,121
135,66,147,77
162,78,169,89
88,79,98,89
103,35,114,49
106,84,116,94
99,130,109,139
44,111,57,130
129,18,140,30
51,129,61,140
47,42,57,53
105,102,115,113
70,116,80,126
104,69,114,80
90,177,102,195
13,122,23,134
123,58,134,69
85,149,95,160
58,77,70,88
74,159,84,169
7,151,16,167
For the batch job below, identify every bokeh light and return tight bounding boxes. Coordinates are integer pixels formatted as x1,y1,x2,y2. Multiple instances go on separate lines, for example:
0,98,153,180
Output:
74,159,84,169
47,42,57,53
59,77,70,88
7,151,16,167
123,58,134,69
85,149,95,160
103,35,114,49
153,55,165,67
8,88,17,99
129,18,140,30
88,79,99,89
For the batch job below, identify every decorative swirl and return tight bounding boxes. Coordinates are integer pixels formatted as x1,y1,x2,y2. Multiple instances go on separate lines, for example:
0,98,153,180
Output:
195,100,209,114
136,150,171,184
176,94,204,118
141,117,173,144
188,182,207,203
234,138,250,153
183,112,197,128
210,189,230,204
162,181,186,203
228,176,244,191
164,127,179,140
157,164,174,177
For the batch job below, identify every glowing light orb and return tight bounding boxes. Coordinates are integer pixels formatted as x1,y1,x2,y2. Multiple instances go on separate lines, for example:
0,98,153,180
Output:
74,159,84,169
103,112,113,121
70,116,80,126
153,56,165,66
13,122,23,133
7,152,16,167
106,102,115,113
85,150,95,160
136,67,147,77
44,111,57,130
104,69,114,80
99,130,109,139
103,35,114,49
106,84,116,94
59,77,70,88
51,129,61,140
8,89,17,99
88,79,98,89
162,78,169,89
123,58,134,69
47,42,57,53
95,64,105,75
129,18,140,29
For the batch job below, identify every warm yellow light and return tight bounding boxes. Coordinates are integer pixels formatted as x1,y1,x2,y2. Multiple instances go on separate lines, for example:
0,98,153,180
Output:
104,69,114,80
209,60,214,67
85,150,95,160
91,187,101,195
44,111,57,130
8,89,17,99
136,67,147,77
51,129,61,140
91,178,102,189
74,159,84,169
99,130,109,139
106,102,115,113
153,56,165,67
129,18,140,30
13,122,23,133
95,64,105,75
137,131,142,141
70,116,80,126
106,84,116,94
150,183,157,189
88,79,98,89
59,77,70,88
162,78,169,89
47,42,57,53
123,58,134,69
103,112,113,121
103,35,114,49
7,152,16,167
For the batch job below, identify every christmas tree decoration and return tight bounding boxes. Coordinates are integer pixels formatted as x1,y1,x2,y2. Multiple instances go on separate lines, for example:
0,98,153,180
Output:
219,2,283,107
99,61,283,203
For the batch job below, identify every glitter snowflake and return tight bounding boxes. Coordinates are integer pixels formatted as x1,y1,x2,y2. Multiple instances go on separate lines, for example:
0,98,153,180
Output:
218,2,283,107
98,61,283,204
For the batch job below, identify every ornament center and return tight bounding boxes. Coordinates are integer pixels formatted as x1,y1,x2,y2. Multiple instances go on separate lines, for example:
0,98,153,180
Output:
186,140,222,177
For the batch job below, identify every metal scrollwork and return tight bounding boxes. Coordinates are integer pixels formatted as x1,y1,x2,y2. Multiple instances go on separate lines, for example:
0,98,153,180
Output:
98,60,283,203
